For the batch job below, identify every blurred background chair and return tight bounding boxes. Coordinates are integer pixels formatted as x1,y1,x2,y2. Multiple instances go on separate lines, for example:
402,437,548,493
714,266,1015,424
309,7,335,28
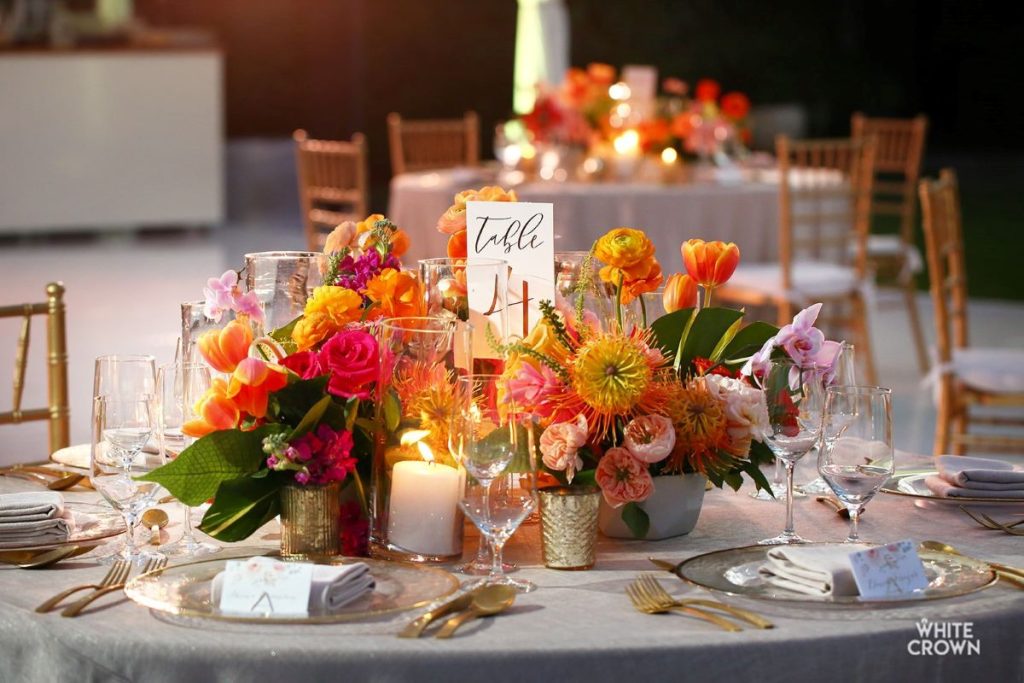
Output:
293,129,369,251
852,113,929,372
919,169,1024,455
0,282,69,460
387,111,479,176
717,135,878,383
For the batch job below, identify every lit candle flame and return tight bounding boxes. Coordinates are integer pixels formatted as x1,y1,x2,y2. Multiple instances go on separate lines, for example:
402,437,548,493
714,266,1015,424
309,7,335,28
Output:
661,147,678,164
613,129,640,156
416,441,435,463
399,429,435,463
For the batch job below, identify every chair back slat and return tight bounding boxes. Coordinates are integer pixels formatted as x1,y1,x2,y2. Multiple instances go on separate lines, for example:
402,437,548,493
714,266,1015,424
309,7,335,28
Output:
387,111,479,175
0,283,70,455
293,130,369,251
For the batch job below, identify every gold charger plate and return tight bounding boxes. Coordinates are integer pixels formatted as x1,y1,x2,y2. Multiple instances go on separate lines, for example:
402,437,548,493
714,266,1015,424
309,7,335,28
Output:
882,472,1024,507
674,543,997,607
0,501,125,564
125,554,460,624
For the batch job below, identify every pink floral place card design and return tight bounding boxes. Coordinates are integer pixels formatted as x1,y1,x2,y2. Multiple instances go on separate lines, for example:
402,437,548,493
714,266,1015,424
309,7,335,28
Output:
466,200,555,347
219,557,314,617
849,540,929,599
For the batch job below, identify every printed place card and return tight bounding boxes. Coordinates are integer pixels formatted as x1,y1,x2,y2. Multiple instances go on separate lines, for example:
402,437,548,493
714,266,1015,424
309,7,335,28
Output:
218,556,314,617
849,540,929,599
466,200,556,351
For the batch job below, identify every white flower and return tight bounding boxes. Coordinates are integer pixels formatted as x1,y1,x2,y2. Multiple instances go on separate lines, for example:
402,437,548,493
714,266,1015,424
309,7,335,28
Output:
703,374,770,452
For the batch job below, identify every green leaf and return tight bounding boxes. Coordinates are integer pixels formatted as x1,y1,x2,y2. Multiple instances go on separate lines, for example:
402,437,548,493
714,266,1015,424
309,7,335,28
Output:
680,308,744,368
721,321,778,363
138,424,287,506
708,315,746,362
288,395,332,441
273,376,331,424
383,389,401,432
650,308,695,356
269,316,301,344
572,469,597,489
199,474,282,542
621,502,650,539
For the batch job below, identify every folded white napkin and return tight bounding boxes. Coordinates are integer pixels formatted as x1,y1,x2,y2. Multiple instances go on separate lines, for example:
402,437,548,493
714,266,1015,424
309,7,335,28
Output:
935,455,1024,491
924,475,1024,499
759,545,871,597
50,444,90,469
0,492,76,548
212,562,375,612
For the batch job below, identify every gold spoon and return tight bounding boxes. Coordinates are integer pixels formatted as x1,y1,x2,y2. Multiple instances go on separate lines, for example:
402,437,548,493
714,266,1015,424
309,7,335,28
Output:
141,508,170,546
0,469,84,491
920,540,1024,584
434,585,516,638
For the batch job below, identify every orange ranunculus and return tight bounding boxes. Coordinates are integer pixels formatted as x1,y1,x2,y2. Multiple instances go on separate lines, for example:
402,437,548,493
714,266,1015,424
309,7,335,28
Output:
182,378,240,437
226,358,288,419
620,259,664,305
291,286,363,351
437,186,517,235
474,186,518,203
365,268,426,319
323,221,358,255
447,230,468,258
663,273,699,313
198,319,253,374
356,213,386,235
594,228,657,284
681,239,741,290
390,229,410,257
695,78,721,103
721,92,751,120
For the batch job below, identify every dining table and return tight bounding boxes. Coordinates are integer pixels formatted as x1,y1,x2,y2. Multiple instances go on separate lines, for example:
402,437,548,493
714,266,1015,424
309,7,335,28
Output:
388,166,782,269
1,453,1021,683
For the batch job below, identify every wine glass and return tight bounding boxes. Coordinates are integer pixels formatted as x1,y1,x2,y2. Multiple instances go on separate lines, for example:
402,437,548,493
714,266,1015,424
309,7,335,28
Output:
157,362,219,557
798,341,856,495
818,385,894,542
756,358,826,545
93,354,157,400
90,396,163,565
454,374,537,592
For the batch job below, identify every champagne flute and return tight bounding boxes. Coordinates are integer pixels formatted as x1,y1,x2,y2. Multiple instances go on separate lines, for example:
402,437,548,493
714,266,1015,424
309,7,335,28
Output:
818,386,894,542
157,362,219,557
90,396,163,565
798,341,856,495
756,358,826,545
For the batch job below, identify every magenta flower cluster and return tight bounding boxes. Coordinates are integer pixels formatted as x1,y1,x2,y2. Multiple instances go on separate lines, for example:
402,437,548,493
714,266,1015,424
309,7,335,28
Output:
266,424,358,486
332,249,401,293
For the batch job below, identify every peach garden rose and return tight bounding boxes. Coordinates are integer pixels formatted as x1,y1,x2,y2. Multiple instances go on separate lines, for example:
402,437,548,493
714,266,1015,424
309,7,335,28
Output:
595,446,654,507
539,415,589,483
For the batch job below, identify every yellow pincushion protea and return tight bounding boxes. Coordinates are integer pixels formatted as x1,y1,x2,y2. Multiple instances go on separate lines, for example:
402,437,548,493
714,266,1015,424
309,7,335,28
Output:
573,333,652,414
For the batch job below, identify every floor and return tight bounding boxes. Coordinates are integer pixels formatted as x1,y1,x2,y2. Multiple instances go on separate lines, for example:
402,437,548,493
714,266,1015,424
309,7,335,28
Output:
1,140,1022,466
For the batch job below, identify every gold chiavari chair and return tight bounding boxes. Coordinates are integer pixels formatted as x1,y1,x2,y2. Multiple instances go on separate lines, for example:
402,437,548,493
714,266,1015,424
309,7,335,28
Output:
852,113,930,372
0,283,69,459
293,129,369,251
717,135,878,384
918,169,1024,455
386,111,479,176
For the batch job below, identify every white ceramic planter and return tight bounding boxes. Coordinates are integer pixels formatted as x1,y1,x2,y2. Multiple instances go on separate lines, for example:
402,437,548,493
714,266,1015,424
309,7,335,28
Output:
598,473,707,540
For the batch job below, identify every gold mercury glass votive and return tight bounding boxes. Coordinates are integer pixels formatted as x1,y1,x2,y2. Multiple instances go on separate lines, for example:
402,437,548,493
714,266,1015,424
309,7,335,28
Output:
279,481,341,560
539,486,601,570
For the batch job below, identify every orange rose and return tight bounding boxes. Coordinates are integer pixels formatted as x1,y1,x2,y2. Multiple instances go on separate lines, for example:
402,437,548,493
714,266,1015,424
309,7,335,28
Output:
663,273,698,313
198,320,253,374
182,378,240,437
619,259,663,305
226,358,288,419
447,230,468,258
681,239,741,290
695,79,721,103
365,268,426,319
721,92,751,120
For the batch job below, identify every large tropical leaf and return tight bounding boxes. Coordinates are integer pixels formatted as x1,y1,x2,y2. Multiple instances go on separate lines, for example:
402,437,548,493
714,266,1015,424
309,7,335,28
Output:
721,321,778,363
679,308,744,369
198,474,283,542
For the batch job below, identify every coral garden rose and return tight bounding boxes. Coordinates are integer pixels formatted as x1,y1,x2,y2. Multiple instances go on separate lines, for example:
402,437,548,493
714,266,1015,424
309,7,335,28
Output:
622,414,676,464
595,446,654,507
318,329,379,399
539,415,589,483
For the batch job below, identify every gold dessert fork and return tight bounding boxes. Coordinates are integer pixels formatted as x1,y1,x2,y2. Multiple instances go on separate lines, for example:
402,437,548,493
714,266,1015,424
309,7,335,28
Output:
626,578,741,632
36,559,131,613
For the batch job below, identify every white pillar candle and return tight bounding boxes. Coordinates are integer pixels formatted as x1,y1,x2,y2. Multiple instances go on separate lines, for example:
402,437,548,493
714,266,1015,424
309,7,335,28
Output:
387,460,462,557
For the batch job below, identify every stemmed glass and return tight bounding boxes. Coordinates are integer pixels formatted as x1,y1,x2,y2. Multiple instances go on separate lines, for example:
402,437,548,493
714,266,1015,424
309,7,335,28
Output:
798,341,856,495
818,386,894,542
756,358,826,545
157,362,219,557
90,396,163,565
93,354,157,401
453,374,537,592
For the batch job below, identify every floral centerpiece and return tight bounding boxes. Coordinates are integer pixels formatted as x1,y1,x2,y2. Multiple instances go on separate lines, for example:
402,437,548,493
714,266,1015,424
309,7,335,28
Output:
143,215,422,554
503,227,837,539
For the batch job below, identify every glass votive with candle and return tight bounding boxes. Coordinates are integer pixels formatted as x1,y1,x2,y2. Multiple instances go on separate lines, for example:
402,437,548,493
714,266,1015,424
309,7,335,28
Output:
370,316,472,563
243,251,326,336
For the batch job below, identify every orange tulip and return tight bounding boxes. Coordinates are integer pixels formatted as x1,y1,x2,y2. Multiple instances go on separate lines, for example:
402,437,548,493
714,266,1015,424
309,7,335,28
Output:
226,358,289,419
663,273,698,313
447,229,468,258
198,320,253,374
681,239,740,290
182,378,240,437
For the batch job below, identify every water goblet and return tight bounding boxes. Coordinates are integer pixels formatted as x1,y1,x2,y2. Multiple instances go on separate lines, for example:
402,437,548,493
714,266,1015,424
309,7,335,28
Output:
798,341,856,495
818,385,894,542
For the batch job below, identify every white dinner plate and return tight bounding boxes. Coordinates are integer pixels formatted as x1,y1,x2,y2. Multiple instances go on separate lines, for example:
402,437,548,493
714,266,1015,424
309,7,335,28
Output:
882,472,1024,508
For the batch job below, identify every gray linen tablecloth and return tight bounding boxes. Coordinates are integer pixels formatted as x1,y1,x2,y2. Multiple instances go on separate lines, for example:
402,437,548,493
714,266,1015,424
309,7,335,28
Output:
1,460,1022,683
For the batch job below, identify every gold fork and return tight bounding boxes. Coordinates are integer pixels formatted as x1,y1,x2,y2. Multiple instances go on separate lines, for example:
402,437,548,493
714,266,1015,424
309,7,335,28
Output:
36,559,131,613
959,506,1024,536
626,578,741,632
61,556,167,617
635,574,774,629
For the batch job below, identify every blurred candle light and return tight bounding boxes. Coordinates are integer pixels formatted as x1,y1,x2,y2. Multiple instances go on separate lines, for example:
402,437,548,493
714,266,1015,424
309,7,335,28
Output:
609,82,632,101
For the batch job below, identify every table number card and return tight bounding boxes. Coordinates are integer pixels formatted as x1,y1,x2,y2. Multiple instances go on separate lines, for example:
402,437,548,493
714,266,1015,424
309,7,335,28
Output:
849,540,929,599
218,556,314,617
466,201,555,351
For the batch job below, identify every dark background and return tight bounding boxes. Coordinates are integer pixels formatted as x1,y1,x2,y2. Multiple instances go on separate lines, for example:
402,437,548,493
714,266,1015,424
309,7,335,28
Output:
135,0,1024,298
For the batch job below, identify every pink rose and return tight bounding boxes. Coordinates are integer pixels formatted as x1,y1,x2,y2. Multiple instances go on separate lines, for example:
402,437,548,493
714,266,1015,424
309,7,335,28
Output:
595,447,654,507
280,351,323,380
539,415,589,483
318,329,379,399
622,414,676,463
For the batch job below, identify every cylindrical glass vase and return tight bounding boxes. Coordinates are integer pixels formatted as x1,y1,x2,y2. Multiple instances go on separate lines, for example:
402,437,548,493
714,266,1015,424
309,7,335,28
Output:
243,251,326,336
370,316,472,563
280,481,341,560
538,486,601,570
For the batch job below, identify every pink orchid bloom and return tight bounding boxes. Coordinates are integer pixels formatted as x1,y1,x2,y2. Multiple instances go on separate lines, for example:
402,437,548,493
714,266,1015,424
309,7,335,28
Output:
232,290,266,326
775,303,826,365
203,270,238,322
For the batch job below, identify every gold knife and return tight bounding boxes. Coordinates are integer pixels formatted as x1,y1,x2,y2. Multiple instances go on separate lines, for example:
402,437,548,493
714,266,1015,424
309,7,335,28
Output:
398,592,476,638
648,557,682,574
